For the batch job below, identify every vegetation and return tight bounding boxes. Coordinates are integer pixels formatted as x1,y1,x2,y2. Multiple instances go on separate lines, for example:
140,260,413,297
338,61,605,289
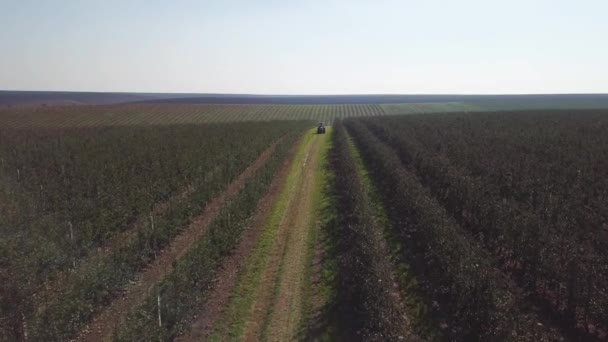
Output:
208,130,315,341
343,129,440,341
380,102,478,114
329,122,417,340
0,121,307,340
0,103,385,127
346,119,563,341
114,129,301,341
382,101,608,115
2,106,607,341
344,110,608,340
4,99,608,128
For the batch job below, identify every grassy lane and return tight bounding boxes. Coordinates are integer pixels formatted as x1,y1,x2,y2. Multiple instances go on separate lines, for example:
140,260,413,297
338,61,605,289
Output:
209,129,329,341
260,130,327,342
299,128,339,341
174,137,300,342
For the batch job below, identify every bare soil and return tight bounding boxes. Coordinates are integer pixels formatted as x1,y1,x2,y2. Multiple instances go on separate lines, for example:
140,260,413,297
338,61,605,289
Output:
264,136,322,341
38,181,198,305
240,134,323,342
75,139,281,342
175,136,300,342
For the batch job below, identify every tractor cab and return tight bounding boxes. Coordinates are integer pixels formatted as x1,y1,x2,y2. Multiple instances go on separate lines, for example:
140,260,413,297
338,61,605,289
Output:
317,122,326,134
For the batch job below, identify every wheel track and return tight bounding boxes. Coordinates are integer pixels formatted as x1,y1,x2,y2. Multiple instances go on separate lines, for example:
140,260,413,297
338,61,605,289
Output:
240,135,321,342
261,135,321,342
207,131,325,342
174,135,300,342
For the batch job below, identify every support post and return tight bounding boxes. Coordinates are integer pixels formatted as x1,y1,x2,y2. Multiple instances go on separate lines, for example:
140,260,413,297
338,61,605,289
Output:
157,294,162,328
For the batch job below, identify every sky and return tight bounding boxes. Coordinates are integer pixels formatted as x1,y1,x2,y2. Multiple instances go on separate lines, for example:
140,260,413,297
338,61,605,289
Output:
1,0,607,94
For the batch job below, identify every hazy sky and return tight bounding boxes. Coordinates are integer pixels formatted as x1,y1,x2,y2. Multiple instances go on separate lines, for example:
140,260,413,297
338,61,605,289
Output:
1,0,607,94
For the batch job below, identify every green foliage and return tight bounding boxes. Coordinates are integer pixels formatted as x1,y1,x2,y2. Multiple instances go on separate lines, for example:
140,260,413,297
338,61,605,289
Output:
0,104,386,127
209,129,315,341
382,100,608,115
0,121,307,340
343,130,440,341
346,119,560,341
330,122,415,340
358,111,608,338
114,129,301,341
299,128,338,341
381,102,479,115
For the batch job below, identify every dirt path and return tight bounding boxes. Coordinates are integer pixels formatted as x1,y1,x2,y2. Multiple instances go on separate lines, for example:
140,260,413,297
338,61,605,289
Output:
239,133,324,342
263,136,321,341
175,136,300,342
75,140,281,342
203,131,327,342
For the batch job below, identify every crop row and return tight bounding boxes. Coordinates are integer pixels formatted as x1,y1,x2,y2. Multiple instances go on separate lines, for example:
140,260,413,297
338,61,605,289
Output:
329,122,415,340
345,119,563,341
0,104,387,127
113,126,301,341
2,124,282,275
359,112,608,338
0,121,307,340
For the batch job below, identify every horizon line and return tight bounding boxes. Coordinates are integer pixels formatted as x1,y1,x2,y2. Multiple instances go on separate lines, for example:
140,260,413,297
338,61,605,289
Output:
2,89,608,97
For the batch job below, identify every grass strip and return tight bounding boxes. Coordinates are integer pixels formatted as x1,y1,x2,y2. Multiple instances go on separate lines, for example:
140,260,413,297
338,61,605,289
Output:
345,131,441,341
208,130,315,341
298,128,340,341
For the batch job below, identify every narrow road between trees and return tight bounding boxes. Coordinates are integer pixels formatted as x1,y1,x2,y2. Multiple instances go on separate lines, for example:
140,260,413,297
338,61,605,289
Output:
207,129,329,342
259,132,322,342
175,135,301,342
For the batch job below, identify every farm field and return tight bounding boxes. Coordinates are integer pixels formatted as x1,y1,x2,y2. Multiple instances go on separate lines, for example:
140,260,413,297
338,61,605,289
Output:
342,110,608,341
4,98,608,128
1,109,607,341
0,121,307,340
0,104,385,128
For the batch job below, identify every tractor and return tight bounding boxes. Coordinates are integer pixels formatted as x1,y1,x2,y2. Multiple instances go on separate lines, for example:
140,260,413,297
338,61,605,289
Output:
317,122,326,134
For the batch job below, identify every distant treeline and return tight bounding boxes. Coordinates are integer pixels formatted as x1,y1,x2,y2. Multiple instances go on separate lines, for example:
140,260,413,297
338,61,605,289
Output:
2,90,608,106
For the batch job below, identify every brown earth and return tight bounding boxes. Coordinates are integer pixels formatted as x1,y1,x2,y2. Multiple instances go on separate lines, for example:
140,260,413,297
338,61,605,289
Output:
37,180,198,305
238,133,323,342
370,220,417,341
174,135,302,342
75,139,282,342
263,135,322,341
